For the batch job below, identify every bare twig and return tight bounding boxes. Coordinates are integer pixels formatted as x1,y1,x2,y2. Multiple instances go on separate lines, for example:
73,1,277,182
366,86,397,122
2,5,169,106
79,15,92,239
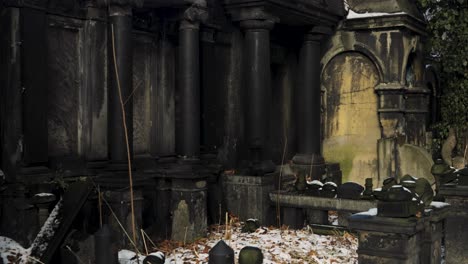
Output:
277,136,288,229
66,246,86,264
141,229,157,249
183,227,188,246
141,229,149,255
98,185,103,228
110,24,137,245
28,256,46,264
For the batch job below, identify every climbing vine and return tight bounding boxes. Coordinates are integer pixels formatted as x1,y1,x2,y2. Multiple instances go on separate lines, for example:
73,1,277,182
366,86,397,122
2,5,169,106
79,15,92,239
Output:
418,0,468,157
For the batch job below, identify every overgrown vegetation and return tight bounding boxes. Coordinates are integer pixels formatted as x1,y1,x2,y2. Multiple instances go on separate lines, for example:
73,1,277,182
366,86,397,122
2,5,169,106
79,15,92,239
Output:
417,0,468,158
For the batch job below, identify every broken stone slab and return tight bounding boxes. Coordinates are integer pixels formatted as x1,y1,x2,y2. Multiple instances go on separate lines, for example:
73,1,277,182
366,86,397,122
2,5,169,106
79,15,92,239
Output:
30,179,93,263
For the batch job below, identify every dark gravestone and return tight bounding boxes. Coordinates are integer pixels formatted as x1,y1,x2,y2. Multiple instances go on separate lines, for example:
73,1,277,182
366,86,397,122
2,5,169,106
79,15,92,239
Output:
209,240,234,264
305,180,322,196
242,219,260,233
239,246,263,264
382,177,397,191
337,182,364,199
414,178,433,206
320,182,337,198
361,178,374,200
377,186,423,218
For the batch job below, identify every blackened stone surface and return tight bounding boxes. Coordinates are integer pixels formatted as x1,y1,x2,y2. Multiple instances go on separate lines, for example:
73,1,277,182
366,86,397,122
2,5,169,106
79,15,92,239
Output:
349,203,449,264
337,182,364,200
223,173,277,226
439,186,468,264
21,7,49,165
349,215,425,263
47,24,80,157
104,189,143,248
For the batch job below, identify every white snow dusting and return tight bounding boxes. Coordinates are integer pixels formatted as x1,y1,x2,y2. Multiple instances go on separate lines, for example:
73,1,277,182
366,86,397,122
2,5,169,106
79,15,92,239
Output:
430,201,450,209
0,237,32,264
119,224,358,264
354,208,378,217
30,199,63,257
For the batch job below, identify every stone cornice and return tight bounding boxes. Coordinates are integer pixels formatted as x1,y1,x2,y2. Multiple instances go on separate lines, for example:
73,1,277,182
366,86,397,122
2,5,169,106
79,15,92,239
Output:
223,0,344,26
95,0,144,8
343,14,427,36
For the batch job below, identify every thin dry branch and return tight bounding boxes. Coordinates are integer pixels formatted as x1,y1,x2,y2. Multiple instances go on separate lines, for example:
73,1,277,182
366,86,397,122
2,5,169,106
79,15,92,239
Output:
110,24,137,245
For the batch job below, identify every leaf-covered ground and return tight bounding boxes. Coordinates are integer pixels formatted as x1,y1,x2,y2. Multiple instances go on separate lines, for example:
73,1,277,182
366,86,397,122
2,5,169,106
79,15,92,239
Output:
120,220,358,264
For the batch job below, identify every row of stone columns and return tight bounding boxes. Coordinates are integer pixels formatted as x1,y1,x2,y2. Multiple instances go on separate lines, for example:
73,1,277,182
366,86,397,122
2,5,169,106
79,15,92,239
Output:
107,4,205,167
240,18,327,179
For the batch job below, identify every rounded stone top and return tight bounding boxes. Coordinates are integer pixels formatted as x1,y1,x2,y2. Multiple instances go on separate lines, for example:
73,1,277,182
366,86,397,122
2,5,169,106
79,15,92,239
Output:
346,0,425,20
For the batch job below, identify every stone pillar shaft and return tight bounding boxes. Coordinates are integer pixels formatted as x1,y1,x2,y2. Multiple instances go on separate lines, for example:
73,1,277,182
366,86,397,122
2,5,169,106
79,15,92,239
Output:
242,20,274,163
297,36,322,155
178,20,200,158
108,6,133,163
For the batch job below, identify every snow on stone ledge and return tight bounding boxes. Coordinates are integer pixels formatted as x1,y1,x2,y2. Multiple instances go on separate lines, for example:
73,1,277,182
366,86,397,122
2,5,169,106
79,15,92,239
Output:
347,9,406,19
354,208,378,217
430,201,450,209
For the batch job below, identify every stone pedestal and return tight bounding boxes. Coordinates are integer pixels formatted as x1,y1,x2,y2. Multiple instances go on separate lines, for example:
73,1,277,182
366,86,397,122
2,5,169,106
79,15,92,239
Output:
170,175,207,242
223,173,277,226
349,214,425,263
439,185,468,264
349,202,449,264
421,202,450,264
104,189,143,248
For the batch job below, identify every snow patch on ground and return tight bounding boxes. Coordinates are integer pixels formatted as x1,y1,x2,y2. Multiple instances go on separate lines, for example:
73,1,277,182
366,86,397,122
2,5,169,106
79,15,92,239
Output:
0,237,32,264
120,224,358,264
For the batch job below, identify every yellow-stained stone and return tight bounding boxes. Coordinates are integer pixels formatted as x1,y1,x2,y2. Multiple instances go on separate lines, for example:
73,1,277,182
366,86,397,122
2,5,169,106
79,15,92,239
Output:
322,52,380,184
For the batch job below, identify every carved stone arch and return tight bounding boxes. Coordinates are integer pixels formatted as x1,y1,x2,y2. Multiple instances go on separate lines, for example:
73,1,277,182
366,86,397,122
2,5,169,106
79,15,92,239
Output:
321,51,381,183
321,43,385,82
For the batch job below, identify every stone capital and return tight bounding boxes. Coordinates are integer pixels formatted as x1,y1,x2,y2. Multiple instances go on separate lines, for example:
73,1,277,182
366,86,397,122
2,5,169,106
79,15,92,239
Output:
179,19,200,30
181,4,209,24
303,26,333,41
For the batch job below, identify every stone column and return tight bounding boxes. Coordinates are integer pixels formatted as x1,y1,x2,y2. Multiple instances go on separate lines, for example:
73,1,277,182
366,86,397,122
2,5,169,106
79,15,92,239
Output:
292,27,329,190
169,6,209,242
178,19,201,159
108,4,133,165
240,19,276,175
